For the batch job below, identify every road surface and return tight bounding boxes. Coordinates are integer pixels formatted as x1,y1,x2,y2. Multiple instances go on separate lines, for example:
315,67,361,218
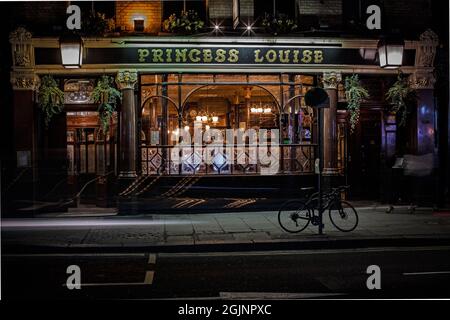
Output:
3,246,450,299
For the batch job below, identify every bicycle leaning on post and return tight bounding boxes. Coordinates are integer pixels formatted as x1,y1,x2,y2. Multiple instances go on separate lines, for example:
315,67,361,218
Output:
278,185,359,233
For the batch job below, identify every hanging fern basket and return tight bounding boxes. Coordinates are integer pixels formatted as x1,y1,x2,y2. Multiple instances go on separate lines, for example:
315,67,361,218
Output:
385,73,417,127
37,75,65,128
91,75,122,133
344,74,370,133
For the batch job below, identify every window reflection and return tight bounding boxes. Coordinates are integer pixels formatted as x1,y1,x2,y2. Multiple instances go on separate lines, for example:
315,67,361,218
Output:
140,73,314,146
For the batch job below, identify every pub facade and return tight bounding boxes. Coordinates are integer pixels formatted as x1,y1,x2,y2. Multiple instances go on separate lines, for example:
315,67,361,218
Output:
5,1,442,212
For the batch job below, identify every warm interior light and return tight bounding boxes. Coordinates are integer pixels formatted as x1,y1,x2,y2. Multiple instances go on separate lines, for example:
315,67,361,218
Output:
244,87,252,99
201,116,208,122
205,125,210,131
212,116,219,123
233,94,240,105
184,126,190,131
196,116,202,122
133,17,145,32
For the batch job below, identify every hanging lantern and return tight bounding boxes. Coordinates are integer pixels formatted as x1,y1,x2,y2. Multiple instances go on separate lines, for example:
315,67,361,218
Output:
59,33,83,68
244,86,252,99
359,48,377,61
233,92,240,105
377,37,405,69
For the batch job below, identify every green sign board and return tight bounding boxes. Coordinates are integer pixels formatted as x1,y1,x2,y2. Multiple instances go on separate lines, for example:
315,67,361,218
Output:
34,45,415,66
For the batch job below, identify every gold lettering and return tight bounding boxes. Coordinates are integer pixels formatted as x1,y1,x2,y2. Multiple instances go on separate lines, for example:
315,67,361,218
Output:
175,49,188,62
254,50,264,63
279,50,290,63
152,49,164,62
165,49,173,62
266,50,277,63
228,49,239,63
138,49,150,62
215,49,226,63
301,50,313,63
203,49,213,63
314,50,324,63
188,49,201,62
293,50,300,63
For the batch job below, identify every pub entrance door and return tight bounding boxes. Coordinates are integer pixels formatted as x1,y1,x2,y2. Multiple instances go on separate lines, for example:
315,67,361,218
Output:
347,109,382,200
66,112,117,206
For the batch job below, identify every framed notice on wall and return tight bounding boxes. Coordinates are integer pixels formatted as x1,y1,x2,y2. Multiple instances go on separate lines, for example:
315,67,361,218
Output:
17,150,31,168
151,130,160,145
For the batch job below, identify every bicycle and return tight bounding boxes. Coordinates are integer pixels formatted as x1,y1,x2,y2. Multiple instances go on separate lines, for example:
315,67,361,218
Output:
278,185,358,233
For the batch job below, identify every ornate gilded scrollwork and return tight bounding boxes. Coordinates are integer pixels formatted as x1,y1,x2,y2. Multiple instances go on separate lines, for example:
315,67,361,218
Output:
322,71,342,90
10,72,40,91
9,27,33,68
416,29,439,68
409,72,436,90
116,70,138,90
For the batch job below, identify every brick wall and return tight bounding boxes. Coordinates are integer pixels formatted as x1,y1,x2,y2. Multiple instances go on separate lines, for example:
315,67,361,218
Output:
298,0,342,27
240,0,254,19
209,0,253,20
115,1,162,33
383,0,432,34
298,0,342,15
6,2,67,35
209,0,232,20
5,0,436,37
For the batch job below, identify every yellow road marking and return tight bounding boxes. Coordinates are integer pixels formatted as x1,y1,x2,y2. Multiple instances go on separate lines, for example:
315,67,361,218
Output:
144,271,154,284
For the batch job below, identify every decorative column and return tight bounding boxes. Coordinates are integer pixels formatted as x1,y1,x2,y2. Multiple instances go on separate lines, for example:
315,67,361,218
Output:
409,72,436,155
9,27,39,171
409,29,439,155
10,72,40,169
116,70,138,178
322,71,342,176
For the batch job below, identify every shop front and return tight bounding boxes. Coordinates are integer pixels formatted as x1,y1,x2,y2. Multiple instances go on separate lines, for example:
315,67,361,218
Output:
138,73,316,177
9,30,439,207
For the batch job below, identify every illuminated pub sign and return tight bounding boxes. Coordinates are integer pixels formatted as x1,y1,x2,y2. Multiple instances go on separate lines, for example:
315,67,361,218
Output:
136,47,326,64
34,44,415,66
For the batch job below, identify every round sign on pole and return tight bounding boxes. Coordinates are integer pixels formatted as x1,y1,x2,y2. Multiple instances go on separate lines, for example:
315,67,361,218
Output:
305,87,329,108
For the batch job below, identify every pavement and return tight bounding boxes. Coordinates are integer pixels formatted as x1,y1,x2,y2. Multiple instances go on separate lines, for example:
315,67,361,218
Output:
3,202,450,252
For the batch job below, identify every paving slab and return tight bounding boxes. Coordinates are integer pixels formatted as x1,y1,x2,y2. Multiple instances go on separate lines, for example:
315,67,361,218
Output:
4,206,450,252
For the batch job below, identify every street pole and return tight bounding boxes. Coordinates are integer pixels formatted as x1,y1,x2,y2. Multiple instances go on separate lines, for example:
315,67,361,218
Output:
317,108,324,235
305,86,328,235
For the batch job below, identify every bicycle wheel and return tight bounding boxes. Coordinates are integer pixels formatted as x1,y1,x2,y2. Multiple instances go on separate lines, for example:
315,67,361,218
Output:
329,200,358,232
278,200,311,233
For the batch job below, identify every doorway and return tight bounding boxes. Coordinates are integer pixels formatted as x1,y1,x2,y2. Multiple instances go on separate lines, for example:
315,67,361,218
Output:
347,109,382,200
66,112,117,205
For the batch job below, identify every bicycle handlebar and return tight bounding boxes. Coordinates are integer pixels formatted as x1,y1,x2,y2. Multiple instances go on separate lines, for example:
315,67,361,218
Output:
332,185,350,192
